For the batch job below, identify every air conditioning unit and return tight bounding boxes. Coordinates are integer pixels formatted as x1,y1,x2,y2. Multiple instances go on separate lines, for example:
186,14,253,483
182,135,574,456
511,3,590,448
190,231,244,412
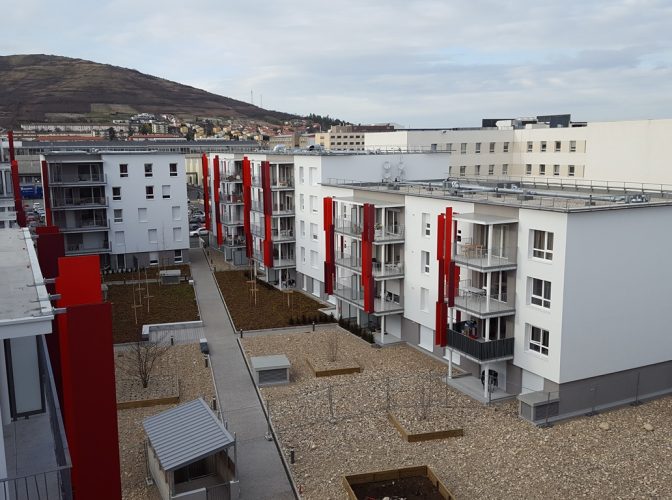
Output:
251,355,291,386
518,391,560,424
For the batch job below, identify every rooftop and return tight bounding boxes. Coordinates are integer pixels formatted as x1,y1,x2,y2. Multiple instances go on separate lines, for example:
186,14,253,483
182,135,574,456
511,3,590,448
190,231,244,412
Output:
0,228,53,327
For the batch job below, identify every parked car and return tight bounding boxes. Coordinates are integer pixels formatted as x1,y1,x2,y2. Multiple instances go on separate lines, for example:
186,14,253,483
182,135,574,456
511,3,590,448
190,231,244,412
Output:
191,209,205,217
190,228,209,237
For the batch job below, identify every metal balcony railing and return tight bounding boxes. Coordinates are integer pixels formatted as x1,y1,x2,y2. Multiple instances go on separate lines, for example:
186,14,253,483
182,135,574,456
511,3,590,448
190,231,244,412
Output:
335,253,362,270
272,204,294,215
250,224,264,237
251,200,263,212
223,173,242,182
453,282,515,318
271,178,294,188
222,213,243,225
65,241,111,255
50,172,105,184
334,219,362,237
273,257,295,267
454,239,517,270
51,196,107,208
222,194,243,204
224,236,246,247
374,224,405,241
372,261,404,277
447,329,514,361
271,228,294,241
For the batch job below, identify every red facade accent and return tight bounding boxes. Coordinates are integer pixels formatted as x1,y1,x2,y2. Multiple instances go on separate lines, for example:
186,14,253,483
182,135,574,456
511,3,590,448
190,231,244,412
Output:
55,255,121,500
242,157,252,258
361,204,375,313
201,154,211,231
11,159,25,227
213,156,223,247
435,213,447,346
323,197,335,295
261,161,273,267
447,213,457,308
41,160,53,226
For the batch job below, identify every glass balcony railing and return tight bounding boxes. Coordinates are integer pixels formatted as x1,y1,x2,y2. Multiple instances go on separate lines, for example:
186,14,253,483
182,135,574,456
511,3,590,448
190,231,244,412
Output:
271,228,295,241
50,173,105,185
454,239,517,270
51,196,107,209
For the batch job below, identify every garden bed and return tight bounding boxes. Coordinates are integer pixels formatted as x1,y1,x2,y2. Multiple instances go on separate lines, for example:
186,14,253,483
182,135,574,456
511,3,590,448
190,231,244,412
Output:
116,375,180,409
108,282,199,343
306,357,361,377
214,270,330,330
344,465,453,500
388,410,463,442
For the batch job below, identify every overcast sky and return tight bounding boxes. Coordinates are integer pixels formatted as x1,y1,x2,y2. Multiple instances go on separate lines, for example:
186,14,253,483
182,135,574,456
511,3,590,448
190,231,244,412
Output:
3,0,671,127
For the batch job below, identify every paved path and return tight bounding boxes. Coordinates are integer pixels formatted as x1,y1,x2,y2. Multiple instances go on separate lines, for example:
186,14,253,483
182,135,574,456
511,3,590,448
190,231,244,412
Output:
189,248,295,500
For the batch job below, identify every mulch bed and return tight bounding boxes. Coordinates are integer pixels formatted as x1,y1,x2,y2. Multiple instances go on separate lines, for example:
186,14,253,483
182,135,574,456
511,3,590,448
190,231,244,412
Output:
102,264,191,283
214,270,329,330
108,282,199,343
116,375,179,406
350,476,445,500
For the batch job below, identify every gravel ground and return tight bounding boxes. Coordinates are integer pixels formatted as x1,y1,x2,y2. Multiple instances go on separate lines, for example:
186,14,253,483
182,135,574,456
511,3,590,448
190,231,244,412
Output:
116,344,216,500
241,328,672,499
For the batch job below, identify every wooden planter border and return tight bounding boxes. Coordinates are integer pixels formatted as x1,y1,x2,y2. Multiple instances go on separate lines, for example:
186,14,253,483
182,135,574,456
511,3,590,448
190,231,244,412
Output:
342,464,455,499
306,357,361,377
387,411,464,442
117,394,180,410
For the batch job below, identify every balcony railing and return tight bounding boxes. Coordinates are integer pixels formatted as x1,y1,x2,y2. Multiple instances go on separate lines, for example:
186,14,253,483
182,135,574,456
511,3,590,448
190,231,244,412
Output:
447,329,514,361
273,257,295,267
252,249,264,261
375,225,405,241
271,228,294,241
222,194,244,204
58,220,109,233
224,236,246,247
453,286,515,318
223,173,242,182
333,284,403,313
251,200,263,212
454,240,517,270
51,196,107,209
251,175,261,186
65,241,111,255
50,173,105,185
373,261,404,277
334,219,362,237
250,224,264,237
272,204,294,215
271,178,294,189
222,215,244,225
335,253,362,270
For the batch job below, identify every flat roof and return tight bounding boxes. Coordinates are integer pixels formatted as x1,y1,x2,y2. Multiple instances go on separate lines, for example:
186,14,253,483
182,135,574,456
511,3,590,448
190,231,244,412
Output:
454,213,519,225
332,195,405,208
143,398,235,472
0,228,53,325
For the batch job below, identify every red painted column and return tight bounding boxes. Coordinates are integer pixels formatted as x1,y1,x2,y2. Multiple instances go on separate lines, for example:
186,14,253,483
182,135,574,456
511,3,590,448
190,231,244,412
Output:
55,255,121,500
201,154,211,231
242,156,252,258
261,160,273,267
323,197,335,294
9,130,26,226
435,213,446,346
361,204,375,313
212,155,223,247
41,160,53,226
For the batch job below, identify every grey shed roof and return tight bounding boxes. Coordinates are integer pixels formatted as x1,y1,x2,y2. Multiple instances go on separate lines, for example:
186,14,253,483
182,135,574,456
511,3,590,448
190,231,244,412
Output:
143,398,234,472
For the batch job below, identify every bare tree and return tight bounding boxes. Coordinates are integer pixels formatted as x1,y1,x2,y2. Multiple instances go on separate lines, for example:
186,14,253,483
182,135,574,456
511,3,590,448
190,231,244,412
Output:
120,337,171,388
326,332,338,363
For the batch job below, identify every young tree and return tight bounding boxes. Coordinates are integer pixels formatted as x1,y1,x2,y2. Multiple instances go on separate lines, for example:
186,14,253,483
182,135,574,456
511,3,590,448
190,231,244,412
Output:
119,336,171,388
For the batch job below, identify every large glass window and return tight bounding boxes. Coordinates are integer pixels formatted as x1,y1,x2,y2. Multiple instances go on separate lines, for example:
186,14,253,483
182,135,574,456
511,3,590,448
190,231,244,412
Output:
532,230,553,260
529,325,549,355
531,278,551,308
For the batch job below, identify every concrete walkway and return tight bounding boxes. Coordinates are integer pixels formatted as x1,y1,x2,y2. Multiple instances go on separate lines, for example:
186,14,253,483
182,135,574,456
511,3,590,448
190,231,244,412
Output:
189,248,295,500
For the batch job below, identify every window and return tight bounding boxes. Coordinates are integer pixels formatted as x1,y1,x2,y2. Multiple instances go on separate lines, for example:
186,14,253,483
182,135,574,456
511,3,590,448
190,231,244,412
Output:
149,252,159,266
310,223,318,240
532,230,553,260
301,246,306,263
525,164,532,175
421,251,430,274
138,208,148,222
489,142,495,153
112,186,121,201
503,142,509,153
310,250,318,268
475,165,481,176
309,167,317,185
568,165,575,176
569,140,576,152
420,287,429,312
144,163,153,177
146,186,154,199
422,213,430,236
172,206,180,220
553,164,560,176
459,166,466,176
475,142,481,154
554,141,561,152
169,163,178,177
528,325,549,355
446,143,453,152
173,227,182,241
174,249,183,263
488,164,494,176
114,209,123,223
148,228,158,243
540,141,547,152
300,220,306,237
539,164,546,176
502,164,508,176
531,278,551,308
162,185,170,199
460,143,467,154
430,143,437,152
300,194,305,211
114,231,124,245
120,164,128,177
527,141,533,152
310,195,318,213
299,166,305,184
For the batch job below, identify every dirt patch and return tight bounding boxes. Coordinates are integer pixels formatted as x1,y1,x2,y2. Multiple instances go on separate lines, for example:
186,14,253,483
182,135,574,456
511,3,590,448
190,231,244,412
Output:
116,375,179,408
214,270,330,330
108,282,199,343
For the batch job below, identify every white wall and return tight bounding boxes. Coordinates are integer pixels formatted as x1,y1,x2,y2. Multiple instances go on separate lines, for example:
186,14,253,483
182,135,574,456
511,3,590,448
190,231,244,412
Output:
558,206,672,383
105,153,189,258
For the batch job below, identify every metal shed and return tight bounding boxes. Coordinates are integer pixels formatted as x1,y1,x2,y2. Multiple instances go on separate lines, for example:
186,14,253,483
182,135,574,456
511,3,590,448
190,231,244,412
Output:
143,398,238,499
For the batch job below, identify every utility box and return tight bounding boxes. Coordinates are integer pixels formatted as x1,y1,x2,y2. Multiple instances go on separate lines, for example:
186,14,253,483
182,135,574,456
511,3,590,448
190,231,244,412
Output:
159,270,181,285
250,355,291,387
199,338,209,355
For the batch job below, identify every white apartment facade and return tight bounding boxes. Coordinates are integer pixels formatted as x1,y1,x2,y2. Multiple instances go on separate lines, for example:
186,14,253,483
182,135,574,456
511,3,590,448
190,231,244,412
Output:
44,152,190,269
0,163,17,229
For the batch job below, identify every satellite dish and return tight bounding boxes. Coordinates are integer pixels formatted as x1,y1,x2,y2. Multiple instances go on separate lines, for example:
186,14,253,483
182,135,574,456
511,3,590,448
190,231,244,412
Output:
383,161,391,170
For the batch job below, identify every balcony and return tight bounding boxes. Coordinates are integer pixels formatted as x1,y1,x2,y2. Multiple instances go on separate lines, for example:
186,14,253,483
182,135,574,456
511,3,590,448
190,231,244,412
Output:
454,239,517,271
273,257,295,268
453,287,515,319
58,220,109,233
333,284,404,314
271,228,295,242
335,253,362,271
251,200,263,212
373,261,404,278
251,175,261,187
250,224,264,237
447,329,514,362
222,194,244,204
51,196,107,210
222,215,244,226
224,236,246,247
272,204,294,215
271,178,294,190
334,219,362,237
223,173,242,183
50,172,106,185
65,241,110,255
374,225,404,243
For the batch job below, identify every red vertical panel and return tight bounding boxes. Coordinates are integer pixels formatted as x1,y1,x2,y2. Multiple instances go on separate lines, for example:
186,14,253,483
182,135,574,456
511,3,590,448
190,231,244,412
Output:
8,130,16,161
444,207,452,277
361,204,375,313
242,157,252,258
435,213,446,346
201,154,211,231
11,159,26,226
322,197,334,294
261,161,273,267
41,160,53,226
213,156,223,246
447,216,458,308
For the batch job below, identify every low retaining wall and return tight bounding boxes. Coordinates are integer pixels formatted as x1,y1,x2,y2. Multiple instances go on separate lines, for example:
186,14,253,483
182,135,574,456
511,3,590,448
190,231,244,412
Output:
306,358,361,377
141,320,204,339
343,465,454,499
387,412,464,442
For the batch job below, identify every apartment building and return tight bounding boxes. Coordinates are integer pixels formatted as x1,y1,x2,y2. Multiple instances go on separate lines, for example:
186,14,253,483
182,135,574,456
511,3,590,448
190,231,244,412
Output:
319,178,672,424
365,117,672,185
0,163,17,229
43,152,190,269
315,124,395,152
